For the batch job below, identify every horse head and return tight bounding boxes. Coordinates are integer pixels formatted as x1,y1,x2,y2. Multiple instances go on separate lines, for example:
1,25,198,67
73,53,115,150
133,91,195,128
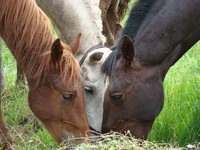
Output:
102,36,165,139
101,0,200,139
28,35,90,144
80,47,112,134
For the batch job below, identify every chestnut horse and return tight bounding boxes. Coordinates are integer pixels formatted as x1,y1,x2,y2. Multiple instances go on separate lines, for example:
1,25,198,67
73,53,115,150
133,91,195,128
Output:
0,0,89,145
102,0,200,139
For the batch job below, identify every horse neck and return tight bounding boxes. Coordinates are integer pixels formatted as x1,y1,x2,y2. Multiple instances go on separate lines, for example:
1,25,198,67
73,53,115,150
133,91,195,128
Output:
82,0,105,42
132,0,200,79
36,0,106,60
0,0,53,78
125,0,200,66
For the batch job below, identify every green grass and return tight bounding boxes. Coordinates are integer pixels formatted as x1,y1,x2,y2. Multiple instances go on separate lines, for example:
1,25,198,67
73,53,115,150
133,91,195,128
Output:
148,43,200,147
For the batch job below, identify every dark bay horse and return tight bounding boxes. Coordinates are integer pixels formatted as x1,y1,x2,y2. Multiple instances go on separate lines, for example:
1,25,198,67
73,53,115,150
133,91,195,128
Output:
102,0,200,139
0,0,89,145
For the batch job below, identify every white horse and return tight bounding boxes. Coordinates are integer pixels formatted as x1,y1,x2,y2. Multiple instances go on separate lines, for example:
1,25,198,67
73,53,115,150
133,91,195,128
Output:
36,0,112,134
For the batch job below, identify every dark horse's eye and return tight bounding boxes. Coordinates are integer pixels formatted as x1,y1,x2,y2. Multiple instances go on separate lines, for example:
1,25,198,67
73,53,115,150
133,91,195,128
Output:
110,92,124,102
85,86,93,94
62,93,73,101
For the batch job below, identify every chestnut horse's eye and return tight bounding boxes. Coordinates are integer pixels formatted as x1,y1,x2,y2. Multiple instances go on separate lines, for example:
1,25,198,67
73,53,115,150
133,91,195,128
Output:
62,93,73,101
85,86,93,94
110,92,124,102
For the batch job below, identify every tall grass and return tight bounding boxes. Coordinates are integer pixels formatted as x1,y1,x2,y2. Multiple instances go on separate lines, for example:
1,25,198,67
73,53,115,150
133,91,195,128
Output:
148,43,200,147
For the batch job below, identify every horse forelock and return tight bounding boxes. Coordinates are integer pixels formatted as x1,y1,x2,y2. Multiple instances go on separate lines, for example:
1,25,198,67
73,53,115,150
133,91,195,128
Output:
102,47,120,76
29,49,80,89
0,0,80,88
58,50,81,88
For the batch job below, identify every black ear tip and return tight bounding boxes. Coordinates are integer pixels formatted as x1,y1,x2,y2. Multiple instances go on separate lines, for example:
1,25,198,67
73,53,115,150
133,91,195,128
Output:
123,35,131,41
54,38,61,44
52,38,62,49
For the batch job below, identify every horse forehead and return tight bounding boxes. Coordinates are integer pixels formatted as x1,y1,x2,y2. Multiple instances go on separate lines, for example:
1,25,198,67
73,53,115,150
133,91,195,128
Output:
109,74,132,90
116,62,159,78
109,67,160,90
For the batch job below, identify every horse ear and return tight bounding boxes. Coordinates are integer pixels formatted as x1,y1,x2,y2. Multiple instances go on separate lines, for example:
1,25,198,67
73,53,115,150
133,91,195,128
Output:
70,33,81,55
89,52,104,63
114,23,123,40
51,38,63,64
121,35,135,66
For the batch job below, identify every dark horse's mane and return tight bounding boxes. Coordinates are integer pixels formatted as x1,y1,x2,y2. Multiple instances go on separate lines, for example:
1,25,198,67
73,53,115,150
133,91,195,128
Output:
102,0,156,76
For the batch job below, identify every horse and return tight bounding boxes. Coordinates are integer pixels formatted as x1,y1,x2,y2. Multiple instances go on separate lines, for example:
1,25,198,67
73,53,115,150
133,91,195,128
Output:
0,0,89,145
101,0,200,139
35,0,112,134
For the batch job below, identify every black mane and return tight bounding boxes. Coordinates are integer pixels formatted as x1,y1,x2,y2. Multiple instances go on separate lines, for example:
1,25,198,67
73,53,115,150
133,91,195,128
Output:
102,0,156,76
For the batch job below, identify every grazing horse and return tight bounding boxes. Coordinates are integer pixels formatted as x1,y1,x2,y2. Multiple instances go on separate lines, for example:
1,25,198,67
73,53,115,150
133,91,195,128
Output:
36,0,112,134
0,0,89,145
102,0,200,139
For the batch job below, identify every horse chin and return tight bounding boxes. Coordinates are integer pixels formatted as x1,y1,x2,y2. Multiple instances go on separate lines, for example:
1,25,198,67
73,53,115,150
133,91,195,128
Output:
111,119,154,140
43,121,89,144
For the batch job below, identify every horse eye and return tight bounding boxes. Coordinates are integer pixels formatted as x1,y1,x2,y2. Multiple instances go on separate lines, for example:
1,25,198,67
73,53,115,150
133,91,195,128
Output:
111,92,124,102
62,94,73,101
85,86,93,94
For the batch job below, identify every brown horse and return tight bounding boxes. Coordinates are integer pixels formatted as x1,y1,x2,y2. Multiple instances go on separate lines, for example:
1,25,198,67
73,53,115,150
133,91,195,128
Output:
99,0,130,47
0,0,89,145
102,0,200,139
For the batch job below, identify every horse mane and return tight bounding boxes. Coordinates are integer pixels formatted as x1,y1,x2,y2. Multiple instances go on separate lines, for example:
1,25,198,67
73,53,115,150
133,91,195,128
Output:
82,0,106,44
0,0,80,88
102,0,157,76
117,0,131,22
